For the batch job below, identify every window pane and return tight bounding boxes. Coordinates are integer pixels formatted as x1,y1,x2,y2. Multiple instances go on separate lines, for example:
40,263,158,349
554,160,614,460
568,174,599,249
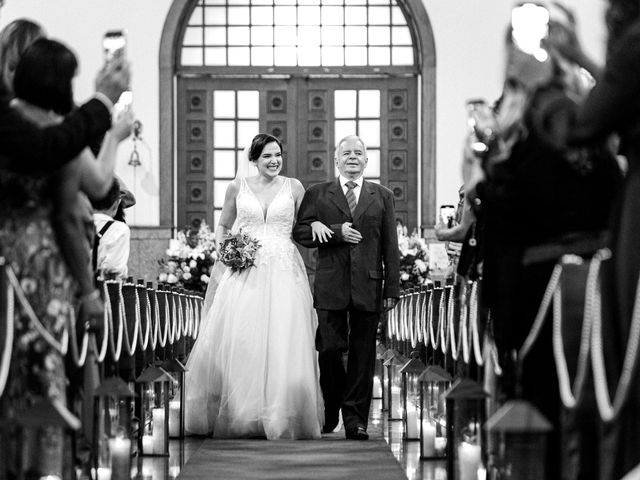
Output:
228,26,250,45
335,120,357,147
183,27,203,46
322,26,343,46
251,6,273,25
358,120,380,147
345,0,367,4
345,46,367,65
205,27,226,45
392,46,414,65
188,6,203,25
274,26,297,46
322,6,344,26
369,47,390,65
228,47,251,65
237,91,259,118
369,26,390,46
213,150,236,177
334,90,357,118
392,26,412,45
391,6,405,25
251,26,273,46
214,121,236,148
345,6,367,25
369,6,390,25
345,26,367,46
298,46,321,66
274,6,297,25
214,180,232,208
299,6,321,25
274,46,297,66
204,7,226,25
228,7,249,25
251,46,274,65
321,46,344,66
359,90,380,117
364,149,380,177
298,0,320,5
204,47,226,65
298,26,320,45
214,91,235,118
206,0,227,4
181,47,203,66
237,121,260,148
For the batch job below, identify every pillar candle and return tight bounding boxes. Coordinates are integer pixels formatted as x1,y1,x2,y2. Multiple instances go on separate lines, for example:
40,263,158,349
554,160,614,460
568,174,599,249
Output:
435,436,447,455
142,435,154,454
391,386,401,417
152,408,165,454
458,442,482,480
406,405,419,439
97,467,112,480
109,437,131,480
477,467,487,480
168,400,181,437
421,420,436,456
169,466,181,479
373,376,382,398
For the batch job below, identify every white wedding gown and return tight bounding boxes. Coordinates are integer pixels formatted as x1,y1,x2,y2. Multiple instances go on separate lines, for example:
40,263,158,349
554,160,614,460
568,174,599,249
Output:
184,177,323,439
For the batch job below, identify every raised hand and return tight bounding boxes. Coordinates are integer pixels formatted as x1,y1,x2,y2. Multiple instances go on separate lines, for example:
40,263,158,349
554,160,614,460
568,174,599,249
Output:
95,56,131,105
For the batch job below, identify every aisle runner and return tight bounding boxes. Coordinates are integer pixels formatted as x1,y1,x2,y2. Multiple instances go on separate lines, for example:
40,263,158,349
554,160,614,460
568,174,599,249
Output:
178,430,407,480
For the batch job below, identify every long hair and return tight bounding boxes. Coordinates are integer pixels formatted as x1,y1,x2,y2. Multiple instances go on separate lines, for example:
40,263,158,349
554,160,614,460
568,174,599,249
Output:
248,133,283,162
0,19,45,95
13,38,77,115
605,0,640,54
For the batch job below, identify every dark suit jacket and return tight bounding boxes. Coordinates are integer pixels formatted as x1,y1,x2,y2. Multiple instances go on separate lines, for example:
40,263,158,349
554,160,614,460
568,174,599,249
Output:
0,87,111,174
293,178,400,312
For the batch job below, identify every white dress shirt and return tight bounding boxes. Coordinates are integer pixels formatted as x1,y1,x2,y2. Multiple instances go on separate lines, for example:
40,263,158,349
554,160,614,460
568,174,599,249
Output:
93,212,130,279
338,174,364,204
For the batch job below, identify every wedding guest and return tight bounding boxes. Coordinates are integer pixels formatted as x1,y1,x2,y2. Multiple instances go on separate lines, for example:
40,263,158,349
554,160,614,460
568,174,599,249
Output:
0,18,44,96
294,135,400,440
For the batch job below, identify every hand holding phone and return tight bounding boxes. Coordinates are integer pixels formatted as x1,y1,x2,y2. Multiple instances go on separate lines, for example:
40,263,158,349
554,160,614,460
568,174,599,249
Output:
103,30,132,113
511,3,550,61
439,205,456,228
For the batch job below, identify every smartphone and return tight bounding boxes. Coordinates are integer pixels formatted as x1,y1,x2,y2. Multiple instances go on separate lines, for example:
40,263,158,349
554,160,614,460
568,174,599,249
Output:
439,205,456,228
103,30,126,61
511,3,549,60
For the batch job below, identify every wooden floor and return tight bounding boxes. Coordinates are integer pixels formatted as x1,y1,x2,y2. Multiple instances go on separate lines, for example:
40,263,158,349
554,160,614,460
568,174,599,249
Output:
130,399,446,480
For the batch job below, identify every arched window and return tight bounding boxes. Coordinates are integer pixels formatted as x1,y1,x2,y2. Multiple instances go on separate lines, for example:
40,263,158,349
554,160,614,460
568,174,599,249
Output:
159,0,435,231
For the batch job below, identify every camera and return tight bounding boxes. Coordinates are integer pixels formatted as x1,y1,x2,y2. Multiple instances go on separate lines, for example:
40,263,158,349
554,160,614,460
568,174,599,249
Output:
439,205,456,228
511,2,550,61
103,30,132,113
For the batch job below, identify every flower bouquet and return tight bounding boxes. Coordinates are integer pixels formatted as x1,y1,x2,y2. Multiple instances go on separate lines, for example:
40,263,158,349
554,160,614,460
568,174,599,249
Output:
158,221,217,292
398,227,430,290
219,230,261,273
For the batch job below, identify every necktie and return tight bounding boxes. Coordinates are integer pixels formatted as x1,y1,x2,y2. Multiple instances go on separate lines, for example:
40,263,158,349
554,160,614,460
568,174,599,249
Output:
345,181,357,215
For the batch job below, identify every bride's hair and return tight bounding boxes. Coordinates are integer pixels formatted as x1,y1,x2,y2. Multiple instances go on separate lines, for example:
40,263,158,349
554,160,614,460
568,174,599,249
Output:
249,133,283,163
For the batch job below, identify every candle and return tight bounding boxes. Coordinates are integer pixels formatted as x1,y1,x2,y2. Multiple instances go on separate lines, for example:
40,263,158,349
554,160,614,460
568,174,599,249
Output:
169,400,181,437
406,405,419,439
109,437,131,480
458,442,482,480
142,435,154,454
97,467,112,480
169,466,181,479
421,420,436,456
391,386,401,417
477,467,487,480
373,376,382,398
152,408,166,454
435,436,447,455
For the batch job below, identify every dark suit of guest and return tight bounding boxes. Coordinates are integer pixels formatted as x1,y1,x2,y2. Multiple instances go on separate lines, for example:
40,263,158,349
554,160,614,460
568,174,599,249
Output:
293,144,399,436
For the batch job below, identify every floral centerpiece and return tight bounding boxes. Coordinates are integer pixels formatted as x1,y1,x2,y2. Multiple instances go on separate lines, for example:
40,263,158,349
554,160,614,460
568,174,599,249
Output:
397,225,430,290
158,221,217,293
219,230,261,273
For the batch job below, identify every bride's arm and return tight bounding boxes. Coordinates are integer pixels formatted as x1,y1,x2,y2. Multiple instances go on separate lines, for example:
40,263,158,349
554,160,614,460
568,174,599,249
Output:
215,179,240,246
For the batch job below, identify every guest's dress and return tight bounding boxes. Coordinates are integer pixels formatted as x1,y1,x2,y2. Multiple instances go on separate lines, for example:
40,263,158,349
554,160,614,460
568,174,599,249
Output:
184,177,323,439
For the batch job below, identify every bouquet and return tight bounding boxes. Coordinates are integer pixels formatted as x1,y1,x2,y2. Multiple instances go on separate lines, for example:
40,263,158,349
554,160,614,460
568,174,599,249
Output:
219,230,261,273
158,221,217,292
397,227,430,290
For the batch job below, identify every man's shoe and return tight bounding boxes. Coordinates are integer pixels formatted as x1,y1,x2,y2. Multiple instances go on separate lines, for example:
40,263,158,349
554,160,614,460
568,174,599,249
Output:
345,425,369,440
323,408,340,433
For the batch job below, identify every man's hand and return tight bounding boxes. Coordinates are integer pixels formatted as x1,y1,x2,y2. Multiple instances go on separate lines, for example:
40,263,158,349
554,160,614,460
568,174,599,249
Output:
383,297,398,312
341,222,362,244
95,56,131,106
77,290,105,336
311,221,333,243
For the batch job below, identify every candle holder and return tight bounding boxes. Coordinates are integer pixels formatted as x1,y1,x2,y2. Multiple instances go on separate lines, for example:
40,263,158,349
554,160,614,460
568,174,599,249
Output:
484,400,552,480
160,358,187,438
135,366,175,457
11,398,81,480
383,351,406,421
379,348,398,412
93,377,136,478
399,352,427,440
444,378,488,480
418,365,453,459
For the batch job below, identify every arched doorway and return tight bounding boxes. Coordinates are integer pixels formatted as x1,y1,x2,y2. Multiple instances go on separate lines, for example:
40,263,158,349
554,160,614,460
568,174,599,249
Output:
159,0,435,232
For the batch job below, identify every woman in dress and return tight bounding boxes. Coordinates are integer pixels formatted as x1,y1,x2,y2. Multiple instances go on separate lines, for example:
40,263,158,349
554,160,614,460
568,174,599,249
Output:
185,133,323,439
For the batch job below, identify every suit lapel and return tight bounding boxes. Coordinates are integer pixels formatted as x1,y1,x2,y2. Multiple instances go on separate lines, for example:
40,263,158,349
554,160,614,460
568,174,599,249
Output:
328,179,352,218
352,180,375,222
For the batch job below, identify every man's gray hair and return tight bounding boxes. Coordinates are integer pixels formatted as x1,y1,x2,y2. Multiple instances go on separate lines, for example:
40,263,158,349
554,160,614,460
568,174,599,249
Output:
334,134,367,160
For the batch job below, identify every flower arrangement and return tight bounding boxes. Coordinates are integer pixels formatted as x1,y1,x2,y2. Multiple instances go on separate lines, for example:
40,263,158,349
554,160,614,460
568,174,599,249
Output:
397,225,430,290
158,221,217,292
219,230,261,273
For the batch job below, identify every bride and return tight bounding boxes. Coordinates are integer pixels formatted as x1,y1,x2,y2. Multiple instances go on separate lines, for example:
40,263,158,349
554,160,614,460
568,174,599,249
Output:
184,133,323,439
